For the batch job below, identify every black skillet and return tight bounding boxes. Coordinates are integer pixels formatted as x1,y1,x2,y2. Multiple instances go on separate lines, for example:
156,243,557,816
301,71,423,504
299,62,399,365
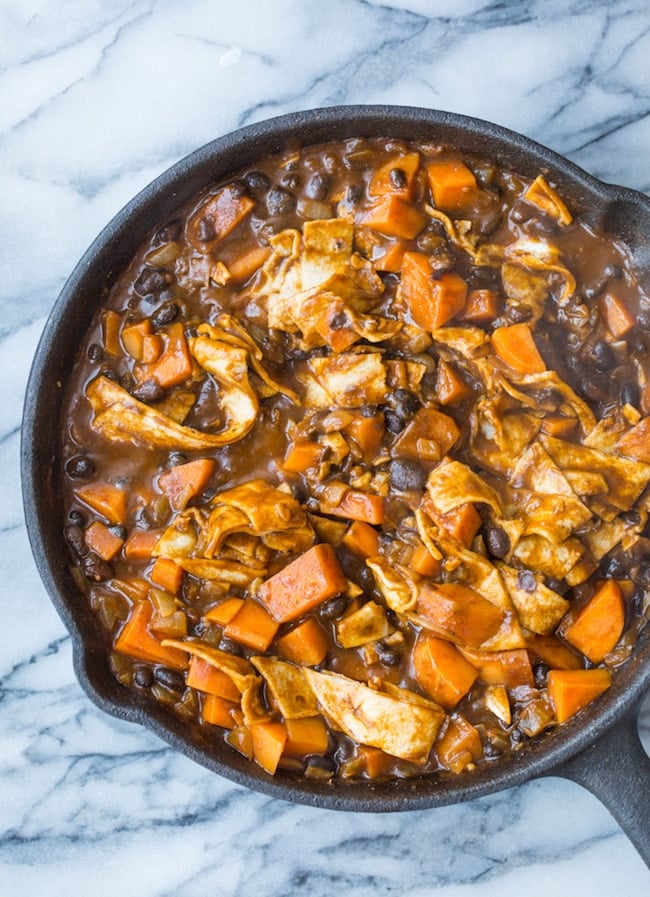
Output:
21,106,650,864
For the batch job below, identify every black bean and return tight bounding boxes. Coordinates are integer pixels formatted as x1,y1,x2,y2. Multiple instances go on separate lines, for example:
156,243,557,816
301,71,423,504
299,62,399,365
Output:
545,576,569,597
65,455,96,479
507,304,533,323
392,388,420,420
218,637,244,657
198,486,218,503
621,509,642,526
627,333,646,355
346,184,363,204
151,301,180,328
64,524,87,557
510,727,524,744
119,372,135,391
601,553,628,579
306,755,336,774
533,662,550,689
384,411,405,434
389,459,427,492
196,217,216,242
375,641,402,666
167,452,189,467
389,167,407,189
621,382,639,407
482,741,502,759
154,219,182,244
108,523,127,540
637,309,650,331
244,170,271,192
267,186,295,216
68,509,85,527
319,595,348,620
229,179,250,199
281,173,300,190
591,340,615,373
484,524,510,560
191,619,208,638
81,553,113,582
306,172,330,200
154,667,186,692
132,379,165,403
87,343,104,363
134,267,174,296
133,666,154,688
517,570,537,592
360,404,378,418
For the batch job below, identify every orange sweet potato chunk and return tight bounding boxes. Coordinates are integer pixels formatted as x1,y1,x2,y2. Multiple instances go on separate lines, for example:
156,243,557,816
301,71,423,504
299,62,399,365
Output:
492,323,546,374
258,544,348,623
223,598,280,652
158,458,215,511
114,601,188,669
417,581,506,647
400,252,468,331
435,714,483,773
427,159,478,211
413,632,478,709
562,580,625,663
547,669,611,723
276,617,330,666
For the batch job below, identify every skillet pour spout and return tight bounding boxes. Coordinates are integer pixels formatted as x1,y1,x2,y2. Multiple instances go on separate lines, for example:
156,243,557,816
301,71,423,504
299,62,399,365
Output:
21,105,650,865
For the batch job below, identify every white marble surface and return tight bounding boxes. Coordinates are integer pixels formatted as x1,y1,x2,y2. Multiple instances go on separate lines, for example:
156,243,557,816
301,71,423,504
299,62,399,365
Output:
2,0,649,893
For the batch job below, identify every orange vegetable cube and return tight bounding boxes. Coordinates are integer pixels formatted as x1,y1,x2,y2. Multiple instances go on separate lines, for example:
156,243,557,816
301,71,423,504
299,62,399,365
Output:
417,581,506,648
541,415,578,438
102,309,121,356
547,669,611,723
223,598,280,652
114,601,188,669
123,528,161,561
436,503,482,548
400,252,468,331
411,543,442,578
562,580,625,663
227,244,271,282
284,717,330,757
258,543,348,623
427,159,478,211
201,693,238,729
344,413,385,464
461,288,501,324
74,481,127,526
321,488,386,525
435,359,473,405
435,714,483,773
276,617,330,666
360,195,427,239
283,441,322,473
526,634,583,670
368,152,421,199
150,557,184,594
600,290,635,338
187,184,256,251
204,597,245,626
492,323,546,374
84,520,124,561
392,406,460,461
458,647,535,688
158,458,215,511
342,520,380,559
187,656,241,701
140,332,164,364
413,632,478,709
142,322,193,389
251,721,287,775
372,240,406,273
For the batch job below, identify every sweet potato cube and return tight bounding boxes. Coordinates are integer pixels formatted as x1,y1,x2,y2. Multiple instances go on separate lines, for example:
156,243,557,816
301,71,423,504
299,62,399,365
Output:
342,520,380,559
413,632,478,709
360,195,427,239
547,669,611,723
458,647,535,688
435,359,473,405
283,440,322,473
461,288,500,324
114,601,188,669
492,323,546,374
400,252,468,331
436,503,482,548
276,617,330,666
368,152,421,199
201,693,238,729
187,656,241,700
561,580,625,663
150,557,183,594
526,634,583,670
143,322,193,389
121,319,152,361
74,481,127,526
435,714,483,773
600,290,635,338
258,543,348,623
188,184,256,251
410,544,442,578
102,310,121,356
417,581,506,648
284,716,329,757
321,489,386,525
344,413,385,464
204,597,245,626
84,520,124,561
227,244,271,282
373,240,406,273
392,406,460,462
123,528,161,561
223,598,280,652
158,458,215,511
427,159,478,211
251,721,287,775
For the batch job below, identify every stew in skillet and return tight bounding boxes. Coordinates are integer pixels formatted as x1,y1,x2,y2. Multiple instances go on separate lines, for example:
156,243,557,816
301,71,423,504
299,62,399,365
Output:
61,137,650,781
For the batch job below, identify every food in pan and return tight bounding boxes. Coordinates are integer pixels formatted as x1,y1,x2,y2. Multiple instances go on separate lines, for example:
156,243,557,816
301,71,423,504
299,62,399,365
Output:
61,137,650,781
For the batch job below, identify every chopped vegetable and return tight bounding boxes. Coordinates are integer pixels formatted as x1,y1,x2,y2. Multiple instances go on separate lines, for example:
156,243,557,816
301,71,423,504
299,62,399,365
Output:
258,544,348,623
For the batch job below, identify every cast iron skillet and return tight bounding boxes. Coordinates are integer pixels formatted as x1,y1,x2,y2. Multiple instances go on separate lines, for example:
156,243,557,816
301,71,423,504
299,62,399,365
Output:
21,106,650,863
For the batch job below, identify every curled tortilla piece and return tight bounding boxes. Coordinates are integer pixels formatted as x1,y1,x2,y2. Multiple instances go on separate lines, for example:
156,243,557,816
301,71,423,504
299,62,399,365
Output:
87,376,250,450
303,668,444,764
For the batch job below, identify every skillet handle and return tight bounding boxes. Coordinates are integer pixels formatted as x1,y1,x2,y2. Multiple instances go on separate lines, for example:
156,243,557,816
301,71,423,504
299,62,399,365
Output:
550,701,650,868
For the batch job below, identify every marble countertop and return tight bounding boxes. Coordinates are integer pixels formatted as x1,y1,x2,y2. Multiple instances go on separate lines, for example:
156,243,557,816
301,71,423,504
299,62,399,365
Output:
2,1,649,893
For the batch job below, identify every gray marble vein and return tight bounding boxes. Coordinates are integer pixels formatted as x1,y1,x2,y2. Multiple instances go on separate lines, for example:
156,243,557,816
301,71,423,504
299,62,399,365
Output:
1,0,649,894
